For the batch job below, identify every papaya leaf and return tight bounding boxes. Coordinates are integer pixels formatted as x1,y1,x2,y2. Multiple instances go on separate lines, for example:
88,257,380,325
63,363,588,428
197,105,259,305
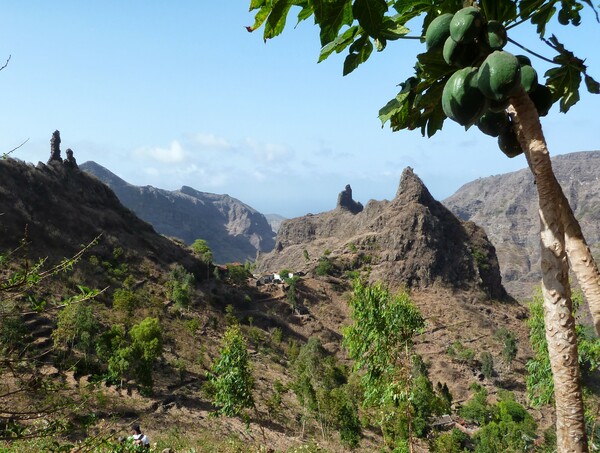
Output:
319,26,359,62
264,0,293,40
424,104,446,137
543,35,598,111
343,34,373,75
518,0,551,20
530,3,557,36
248,5,272,32
352,0,388,39
379,78,417,126
296,2,315,24
479,0,518,22
545,65,581,112
249,0,267,10
392,0,432,27
379,15,410,40
313,0,353,46
379,92,411,127
585,74,600,94
416,51,454,81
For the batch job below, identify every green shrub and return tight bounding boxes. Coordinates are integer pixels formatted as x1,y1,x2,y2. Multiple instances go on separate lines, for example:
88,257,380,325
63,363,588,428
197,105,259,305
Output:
480,351,494,379
168,265,195,309
315,256,334,276
208,325,255,417
447,340,475,365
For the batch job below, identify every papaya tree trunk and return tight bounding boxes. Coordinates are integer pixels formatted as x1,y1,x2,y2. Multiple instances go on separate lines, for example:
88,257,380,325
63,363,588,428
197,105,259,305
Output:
562,217,600,335
509,88,587,452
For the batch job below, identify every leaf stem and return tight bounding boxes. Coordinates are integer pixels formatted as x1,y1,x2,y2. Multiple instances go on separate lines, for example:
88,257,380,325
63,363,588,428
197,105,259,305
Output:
507,37,555,64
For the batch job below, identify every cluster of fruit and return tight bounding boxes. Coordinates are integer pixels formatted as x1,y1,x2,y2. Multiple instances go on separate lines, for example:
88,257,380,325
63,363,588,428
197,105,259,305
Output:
425,7,553,157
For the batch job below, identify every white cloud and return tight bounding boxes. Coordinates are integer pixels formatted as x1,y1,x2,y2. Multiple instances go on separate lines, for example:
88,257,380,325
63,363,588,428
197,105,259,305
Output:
191,133,232,151
133,140,186,163
243,137,293,163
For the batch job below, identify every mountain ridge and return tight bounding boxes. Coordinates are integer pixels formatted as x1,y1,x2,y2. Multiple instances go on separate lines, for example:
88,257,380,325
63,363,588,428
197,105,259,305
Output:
444,150,600,299
80,161,276,264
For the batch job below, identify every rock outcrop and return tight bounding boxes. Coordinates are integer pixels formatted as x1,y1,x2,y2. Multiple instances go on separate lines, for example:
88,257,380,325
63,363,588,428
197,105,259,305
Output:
0,158,201,274
444,150,600,299
337,184,363,214
80,161,276,264
258,168,507,299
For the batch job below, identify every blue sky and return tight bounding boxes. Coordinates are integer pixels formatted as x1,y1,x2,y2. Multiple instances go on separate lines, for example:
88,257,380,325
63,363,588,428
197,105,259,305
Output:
1,3,599,218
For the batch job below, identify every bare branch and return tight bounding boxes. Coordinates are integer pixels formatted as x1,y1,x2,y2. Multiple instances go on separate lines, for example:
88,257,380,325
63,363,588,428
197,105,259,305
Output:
3,137,29,158
0,55,11,72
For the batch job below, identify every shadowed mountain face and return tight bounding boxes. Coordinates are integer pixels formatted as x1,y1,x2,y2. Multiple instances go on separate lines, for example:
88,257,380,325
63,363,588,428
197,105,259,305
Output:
257,168,507,300
444,150,600,300
80,161,276,264
0,158,201,273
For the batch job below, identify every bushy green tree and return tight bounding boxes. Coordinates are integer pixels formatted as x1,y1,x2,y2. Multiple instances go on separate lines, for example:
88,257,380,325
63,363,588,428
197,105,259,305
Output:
291,337,361,445
53,300,98,358
191,238,213,264
315,255,334,276
343,280,446,448
112,288,139,323
168,265,195,309
96,317,163,390
208,324,255,417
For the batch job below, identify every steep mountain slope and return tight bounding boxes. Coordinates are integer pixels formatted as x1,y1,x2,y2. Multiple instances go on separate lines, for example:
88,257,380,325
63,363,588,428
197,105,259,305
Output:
257,167,507,300
444,150,600,299
80,161,275,264
0,158,200,273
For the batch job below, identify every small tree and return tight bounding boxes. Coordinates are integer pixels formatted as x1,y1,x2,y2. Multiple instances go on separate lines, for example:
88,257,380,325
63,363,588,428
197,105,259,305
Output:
168,265,195,310
343,279,428,448
480,351,494,379
495,328,518,368
208,324,255,417
191,238,213,264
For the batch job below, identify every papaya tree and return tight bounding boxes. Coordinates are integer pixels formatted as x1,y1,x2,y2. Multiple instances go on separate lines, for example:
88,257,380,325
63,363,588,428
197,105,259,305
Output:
246,1,599,451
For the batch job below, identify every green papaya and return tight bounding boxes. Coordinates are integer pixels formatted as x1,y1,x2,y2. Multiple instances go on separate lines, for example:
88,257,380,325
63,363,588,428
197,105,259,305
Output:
426,13,453,51
442,67,488,126
477,111,510,137
529,84,553,117
520,65,538,93
450,7,484,43
478,51,521,101
515,54,531,66
482,20,507,50
498,127,523,158
488,98,510,113
443,36,481,67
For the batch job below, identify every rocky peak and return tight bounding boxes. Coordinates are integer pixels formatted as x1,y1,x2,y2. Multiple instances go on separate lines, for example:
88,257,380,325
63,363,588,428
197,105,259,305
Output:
336,184,363,214
395,167,436,207
257,169,507,299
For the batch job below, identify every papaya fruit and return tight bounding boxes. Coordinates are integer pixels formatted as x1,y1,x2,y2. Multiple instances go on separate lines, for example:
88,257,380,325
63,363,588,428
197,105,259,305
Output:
520,65,538,93
488,98,510,113
477,111,510,137
443,36,481,67
426,13,453,51
482,20,507,50
478,51,521,101
450,7,484,43
442,67,488,126
498,127,523,158
515,54,531,66
529,84,553,117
